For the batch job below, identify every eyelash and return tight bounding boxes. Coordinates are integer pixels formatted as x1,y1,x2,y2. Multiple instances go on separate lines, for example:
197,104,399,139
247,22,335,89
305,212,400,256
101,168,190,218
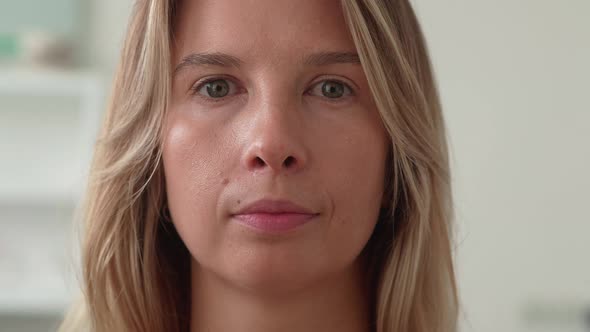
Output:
189,76,355,104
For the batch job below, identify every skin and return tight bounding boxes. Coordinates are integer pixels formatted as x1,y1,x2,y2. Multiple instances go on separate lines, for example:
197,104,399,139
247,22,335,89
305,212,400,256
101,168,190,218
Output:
163,0,389,331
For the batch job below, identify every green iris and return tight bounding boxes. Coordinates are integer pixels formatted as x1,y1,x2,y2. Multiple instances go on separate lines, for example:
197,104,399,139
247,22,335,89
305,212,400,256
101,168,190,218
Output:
321,81,345,98
205,79,230,98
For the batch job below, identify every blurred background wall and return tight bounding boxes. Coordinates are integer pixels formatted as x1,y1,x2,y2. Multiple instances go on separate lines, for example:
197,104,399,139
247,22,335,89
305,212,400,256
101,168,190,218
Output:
0,1,588,331
411,1,590,331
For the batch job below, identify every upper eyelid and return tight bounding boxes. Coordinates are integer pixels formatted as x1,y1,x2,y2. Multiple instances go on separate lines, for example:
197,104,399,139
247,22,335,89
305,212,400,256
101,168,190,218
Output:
192,75,238,90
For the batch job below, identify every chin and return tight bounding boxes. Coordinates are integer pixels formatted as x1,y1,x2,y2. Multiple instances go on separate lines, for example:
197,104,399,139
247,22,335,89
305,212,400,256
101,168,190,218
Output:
216,244,329,296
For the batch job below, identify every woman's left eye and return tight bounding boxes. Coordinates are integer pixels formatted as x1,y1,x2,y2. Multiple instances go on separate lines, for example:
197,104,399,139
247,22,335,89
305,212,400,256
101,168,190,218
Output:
307,79,354,101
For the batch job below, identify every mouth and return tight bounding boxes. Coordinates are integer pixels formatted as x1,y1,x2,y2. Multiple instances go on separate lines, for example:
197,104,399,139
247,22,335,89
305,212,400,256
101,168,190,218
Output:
231,199,319,233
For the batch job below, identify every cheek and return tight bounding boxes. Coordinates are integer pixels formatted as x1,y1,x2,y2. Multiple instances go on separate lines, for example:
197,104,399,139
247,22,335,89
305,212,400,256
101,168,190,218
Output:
320,110,387,205
314,116,388,263
162,116,230,260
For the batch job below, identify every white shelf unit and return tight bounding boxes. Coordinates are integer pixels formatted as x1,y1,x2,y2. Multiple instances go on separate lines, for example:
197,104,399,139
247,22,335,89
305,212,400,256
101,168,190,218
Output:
0,66,104,316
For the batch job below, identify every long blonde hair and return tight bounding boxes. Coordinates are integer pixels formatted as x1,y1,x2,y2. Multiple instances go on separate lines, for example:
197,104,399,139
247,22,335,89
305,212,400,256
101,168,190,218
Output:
60,0,458,331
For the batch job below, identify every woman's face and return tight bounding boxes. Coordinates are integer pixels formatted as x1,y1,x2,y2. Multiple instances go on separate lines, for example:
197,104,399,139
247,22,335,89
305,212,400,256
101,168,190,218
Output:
164,0,389,293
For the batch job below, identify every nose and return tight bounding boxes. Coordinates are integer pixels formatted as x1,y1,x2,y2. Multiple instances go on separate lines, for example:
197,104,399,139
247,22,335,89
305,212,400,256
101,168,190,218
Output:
240,98,308,175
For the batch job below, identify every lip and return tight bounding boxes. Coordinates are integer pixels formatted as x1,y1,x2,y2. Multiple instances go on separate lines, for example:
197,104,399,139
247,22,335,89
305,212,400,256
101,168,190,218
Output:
233,199,315,215
231,199,319,233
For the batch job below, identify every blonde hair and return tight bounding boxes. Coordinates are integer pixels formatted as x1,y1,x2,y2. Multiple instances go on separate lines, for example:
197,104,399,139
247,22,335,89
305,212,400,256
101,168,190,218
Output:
60,0,458,331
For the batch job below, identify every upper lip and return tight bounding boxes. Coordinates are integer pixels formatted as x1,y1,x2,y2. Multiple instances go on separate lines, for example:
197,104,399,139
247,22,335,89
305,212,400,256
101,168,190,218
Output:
232,199,317,215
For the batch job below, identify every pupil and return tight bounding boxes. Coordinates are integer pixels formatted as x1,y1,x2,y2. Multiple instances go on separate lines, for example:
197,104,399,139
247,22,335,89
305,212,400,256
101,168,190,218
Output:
207,80,229,98
323,81,343,98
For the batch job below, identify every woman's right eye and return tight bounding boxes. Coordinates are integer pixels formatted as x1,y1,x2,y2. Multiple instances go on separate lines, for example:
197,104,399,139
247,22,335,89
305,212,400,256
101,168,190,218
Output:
191,78,240,102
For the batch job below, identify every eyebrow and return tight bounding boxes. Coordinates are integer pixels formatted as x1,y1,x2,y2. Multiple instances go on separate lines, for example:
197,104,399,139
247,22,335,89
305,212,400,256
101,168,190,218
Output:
174,51,361,75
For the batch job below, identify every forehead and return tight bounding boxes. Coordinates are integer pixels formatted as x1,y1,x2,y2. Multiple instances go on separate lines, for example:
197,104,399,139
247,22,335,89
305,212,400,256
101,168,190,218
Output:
173,0,356,65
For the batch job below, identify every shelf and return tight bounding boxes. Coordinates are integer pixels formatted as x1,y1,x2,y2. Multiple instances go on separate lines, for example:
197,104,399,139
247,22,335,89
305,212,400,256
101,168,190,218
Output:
0,166,86,208
0,213,81,316
0,297,70,317
0,65,102,209
0,191,79,208
0,66,102,97
0,65,100,318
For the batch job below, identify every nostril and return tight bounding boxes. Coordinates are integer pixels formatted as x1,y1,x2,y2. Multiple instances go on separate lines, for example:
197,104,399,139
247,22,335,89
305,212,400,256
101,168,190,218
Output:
253,156,266,168
284,156,296,168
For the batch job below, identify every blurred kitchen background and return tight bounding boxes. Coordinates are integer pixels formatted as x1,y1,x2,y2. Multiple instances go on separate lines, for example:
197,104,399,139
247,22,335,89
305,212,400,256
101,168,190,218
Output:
1,0,130,331
0,0,588,331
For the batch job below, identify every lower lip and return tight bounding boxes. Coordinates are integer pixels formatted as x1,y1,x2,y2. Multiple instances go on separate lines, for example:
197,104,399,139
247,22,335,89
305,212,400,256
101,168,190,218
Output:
232,213,317,233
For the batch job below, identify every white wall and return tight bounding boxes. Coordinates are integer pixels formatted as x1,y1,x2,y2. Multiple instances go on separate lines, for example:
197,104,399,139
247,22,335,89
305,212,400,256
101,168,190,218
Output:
87,0,133,72
411,1,590,331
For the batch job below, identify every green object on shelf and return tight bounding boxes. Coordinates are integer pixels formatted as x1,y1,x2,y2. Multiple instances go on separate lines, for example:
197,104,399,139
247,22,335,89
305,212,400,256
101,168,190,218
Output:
0,1,79,36
0,34,19,58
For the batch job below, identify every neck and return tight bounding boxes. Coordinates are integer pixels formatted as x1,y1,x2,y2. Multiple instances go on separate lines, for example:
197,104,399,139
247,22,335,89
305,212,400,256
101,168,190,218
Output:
190,258,372,332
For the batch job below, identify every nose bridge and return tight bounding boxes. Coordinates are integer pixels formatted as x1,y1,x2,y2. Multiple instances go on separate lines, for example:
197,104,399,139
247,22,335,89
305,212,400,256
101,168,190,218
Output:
249,69,296,132
240,79,307,174
256,91,296,129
